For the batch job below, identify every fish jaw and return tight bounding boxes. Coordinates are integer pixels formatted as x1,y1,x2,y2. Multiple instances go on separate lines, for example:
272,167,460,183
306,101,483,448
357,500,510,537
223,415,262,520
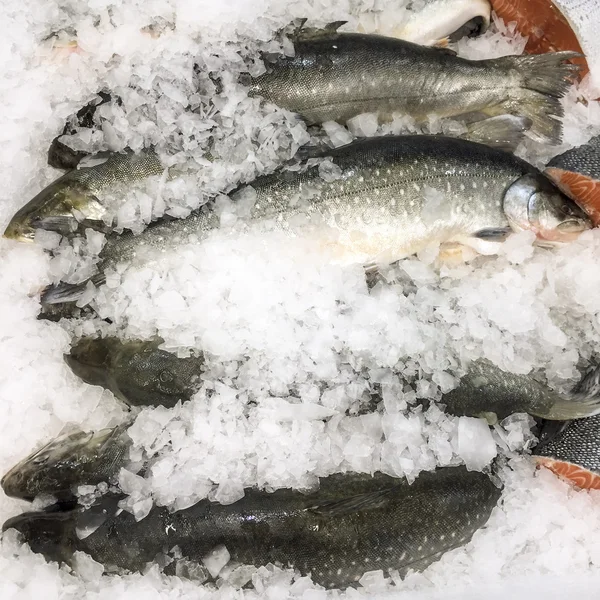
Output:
535,456,600,490
3,216,36,242
545,167,600,227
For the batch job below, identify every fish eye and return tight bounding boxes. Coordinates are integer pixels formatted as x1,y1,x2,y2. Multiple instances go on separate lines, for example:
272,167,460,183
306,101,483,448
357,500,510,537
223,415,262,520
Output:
32,454,49,465
159,370,174,383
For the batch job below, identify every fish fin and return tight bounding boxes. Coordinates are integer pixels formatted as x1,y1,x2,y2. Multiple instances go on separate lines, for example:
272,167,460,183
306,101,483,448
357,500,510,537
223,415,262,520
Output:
295,144,332,160
40,273,105,306
572,364,600,397
292,20,347,40
461,115,531,152
535,364,600,420
473,227,512,241
433,45,458,57
307,486,397,518
433,37,450,49
492,52,582,144
32,215,80,236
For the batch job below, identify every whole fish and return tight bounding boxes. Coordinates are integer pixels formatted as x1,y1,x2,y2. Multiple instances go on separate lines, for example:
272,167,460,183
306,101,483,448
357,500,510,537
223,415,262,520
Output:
1,424,132,502
545,134,600,225
5,114,528,245
3,466,501,588
41,135,591,307
3,149,165,242
441,359,600,422
64,337,600,423
246,25,580,143
65,337,205,408
532,364,600,489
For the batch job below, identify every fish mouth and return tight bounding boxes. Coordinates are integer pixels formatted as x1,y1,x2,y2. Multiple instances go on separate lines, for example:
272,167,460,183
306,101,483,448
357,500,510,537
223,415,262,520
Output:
3,219,36,242
535,456,600,490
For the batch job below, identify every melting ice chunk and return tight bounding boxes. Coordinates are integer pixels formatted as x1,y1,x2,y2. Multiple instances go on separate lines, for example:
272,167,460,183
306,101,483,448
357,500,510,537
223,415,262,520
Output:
457,416,497,470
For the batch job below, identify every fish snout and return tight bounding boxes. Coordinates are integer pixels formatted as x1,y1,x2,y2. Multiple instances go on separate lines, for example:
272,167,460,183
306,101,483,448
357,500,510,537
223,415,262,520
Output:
3,217,36,242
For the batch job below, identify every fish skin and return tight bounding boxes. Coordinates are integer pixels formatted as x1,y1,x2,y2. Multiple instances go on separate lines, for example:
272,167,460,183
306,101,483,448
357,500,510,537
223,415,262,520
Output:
533,416,600,489
40,135,591,308
3,466,501,588
0,424,132,502
545,135,600,225
3,149,165,242
441,360,600,421
65,337,205,408
247,30,579,143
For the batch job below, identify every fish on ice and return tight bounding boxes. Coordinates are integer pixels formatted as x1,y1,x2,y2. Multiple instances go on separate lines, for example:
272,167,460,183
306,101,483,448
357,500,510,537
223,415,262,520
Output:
40,135,591,308
65,337,205,408
246,24,580,143
3,466,501,588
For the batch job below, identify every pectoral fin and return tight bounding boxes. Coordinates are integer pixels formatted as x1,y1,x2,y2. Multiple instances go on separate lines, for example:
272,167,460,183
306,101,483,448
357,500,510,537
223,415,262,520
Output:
307,486,397,518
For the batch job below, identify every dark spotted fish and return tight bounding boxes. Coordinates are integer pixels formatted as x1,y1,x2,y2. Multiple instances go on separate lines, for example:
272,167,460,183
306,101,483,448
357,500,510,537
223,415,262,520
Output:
3,466,501,589
442,359,600,422
65,337,205,408
1,424,132,502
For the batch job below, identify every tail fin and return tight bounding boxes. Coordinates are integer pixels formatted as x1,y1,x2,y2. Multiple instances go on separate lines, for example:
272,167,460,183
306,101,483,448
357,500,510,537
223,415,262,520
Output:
541,364,600,420
491,52,581,145
461,115,530,152
40,273,106,306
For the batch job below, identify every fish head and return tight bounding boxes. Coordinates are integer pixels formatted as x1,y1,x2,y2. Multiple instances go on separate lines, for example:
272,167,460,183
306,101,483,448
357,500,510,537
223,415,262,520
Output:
66,336,203,407
65,337,120,388
3,509,78,564
0,427,123,501
503,174,592,244
4,178,106,241
111,340,204,407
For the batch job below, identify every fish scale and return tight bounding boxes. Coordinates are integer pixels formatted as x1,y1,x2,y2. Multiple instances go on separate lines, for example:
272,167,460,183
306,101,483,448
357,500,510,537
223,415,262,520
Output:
3,466,502,589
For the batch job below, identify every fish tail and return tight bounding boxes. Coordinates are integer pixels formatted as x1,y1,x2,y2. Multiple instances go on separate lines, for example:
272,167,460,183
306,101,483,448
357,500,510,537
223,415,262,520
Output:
494,51,581,144
540,364,600,420
40,273,106,306
461,115,530,152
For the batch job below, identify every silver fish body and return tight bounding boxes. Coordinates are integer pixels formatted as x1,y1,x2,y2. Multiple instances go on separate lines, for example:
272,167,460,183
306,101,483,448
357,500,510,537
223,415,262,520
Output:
3,466,501,588
247,30,579,143
41,135,590,307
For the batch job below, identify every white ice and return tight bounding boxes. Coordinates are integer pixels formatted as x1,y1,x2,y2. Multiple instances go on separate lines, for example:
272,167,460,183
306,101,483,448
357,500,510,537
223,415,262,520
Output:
2,0,600,598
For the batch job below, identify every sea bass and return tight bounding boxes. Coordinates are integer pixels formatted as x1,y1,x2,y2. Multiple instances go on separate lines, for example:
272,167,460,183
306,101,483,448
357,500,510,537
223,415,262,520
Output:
41,135,591,307
3,466,501,588
65,337,205,408
441,359,600,422
3,149,165,242
1,424,132,502
545,134,600,225
246,26,580,143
